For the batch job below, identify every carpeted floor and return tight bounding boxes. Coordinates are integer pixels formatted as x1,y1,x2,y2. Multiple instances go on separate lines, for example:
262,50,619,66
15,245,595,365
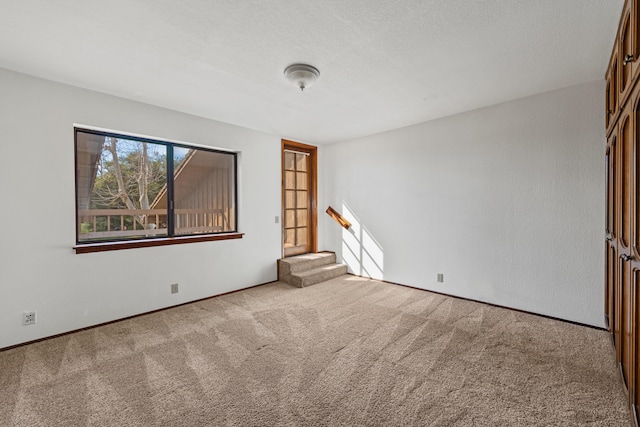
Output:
0,275,633,426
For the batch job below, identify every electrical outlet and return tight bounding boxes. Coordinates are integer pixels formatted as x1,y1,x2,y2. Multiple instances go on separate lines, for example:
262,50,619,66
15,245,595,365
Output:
23,311,37,325
275,216,280,224
437,273,444,283
171,283,179,294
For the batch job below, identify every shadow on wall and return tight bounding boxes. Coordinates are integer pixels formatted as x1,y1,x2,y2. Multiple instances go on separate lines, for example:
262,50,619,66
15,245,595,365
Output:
341,203,384,280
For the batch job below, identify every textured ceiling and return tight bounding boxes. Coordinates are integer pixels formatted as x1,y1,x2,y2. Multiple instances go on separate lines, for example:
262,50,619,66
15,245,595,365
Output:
0,0,624,144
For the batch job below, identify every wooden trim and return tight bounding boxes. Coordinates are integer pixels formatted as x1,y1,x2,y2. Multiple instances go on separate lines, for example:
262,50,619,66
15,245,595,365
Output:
350,273,609,331
74,232,243,254
0,279,277,352
282,139,317,152
278,144,285,260
282,139,318,256
3,271,608,350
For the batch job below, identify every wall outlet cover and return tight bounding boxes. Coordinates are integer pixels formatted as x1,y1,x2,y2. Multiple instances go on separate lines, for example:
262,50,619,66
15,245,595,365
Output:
23,311,37,325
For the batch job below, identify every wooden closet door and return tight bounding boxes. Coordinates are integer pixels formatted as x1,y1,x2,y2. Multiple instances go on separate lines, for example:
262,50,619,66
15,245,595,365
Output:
607,2,640,419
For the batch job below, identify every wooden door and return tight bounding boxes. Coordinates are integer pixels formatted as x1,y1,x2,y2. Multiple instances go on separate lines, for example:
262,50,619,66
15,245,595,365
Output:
607,3,640,419
282,140,317,257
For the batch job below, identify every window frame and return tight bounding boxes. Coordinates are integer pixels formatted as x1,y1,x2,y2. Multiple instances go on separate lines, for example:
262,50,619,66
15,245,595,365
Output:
74,127,242,253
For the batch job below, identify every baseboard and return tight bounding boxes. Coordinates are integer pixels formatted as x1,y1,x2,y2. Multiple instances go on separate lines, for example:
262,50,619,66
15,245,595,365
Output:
4,273,605,352
1,280,278,352
348,273,607,332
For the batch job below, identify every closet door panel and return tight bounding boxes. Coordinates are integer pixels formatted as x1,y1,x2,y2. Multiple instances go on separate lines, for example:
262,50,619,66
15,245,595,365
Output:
609,45,620,136
632,0,640,83
619,111,632,248
611,132,619,241
608,243,618,333
616,105,632,390
620,259,632,391
621,1,634,105
631,267,640,410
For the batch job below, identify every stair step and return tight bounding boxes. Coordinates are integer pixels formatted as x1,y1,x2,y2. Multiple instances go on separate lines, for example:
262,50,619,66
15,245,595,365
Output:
277,252,347,288
278,252,337,284
281,252,336,273
289,263,348,288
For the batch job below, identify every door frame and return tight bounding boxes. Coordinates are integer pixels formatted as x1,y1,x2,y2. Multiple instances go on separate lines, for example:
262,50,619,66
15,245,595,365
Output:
282,139,317,257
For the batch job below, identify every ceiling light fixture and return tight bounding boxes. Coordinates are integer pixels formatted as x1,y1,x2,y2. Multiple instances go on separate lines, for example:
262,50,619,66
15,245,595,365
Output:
284,64,320,91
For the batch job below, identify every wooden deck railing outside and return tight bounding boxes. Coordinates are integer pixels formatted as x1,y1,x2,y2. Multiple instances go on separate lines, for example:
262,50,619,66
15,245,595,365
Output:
78,208,229,240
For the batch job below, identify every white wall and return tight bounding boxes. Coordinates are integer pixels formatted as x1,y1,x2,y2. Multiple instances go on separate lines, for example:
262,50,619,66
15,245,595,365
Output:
0,68,282,348
0,68,605,348
321,80,606,327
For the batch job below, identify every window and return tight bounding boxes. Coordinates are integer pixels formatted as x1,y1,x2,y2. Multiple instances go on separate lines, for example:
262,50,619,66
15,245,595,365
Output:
75,128,238,251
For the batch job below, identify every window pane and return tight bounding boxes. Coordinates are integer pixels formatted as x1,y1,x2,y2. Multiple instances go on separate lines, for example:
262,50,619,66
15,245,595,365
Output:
296,172,307,190
285,190,295,207
284,210,295,228
284,229,295,248
296,227,308,245
296,209,308,227
76,131,168,242
173,148,236,236
296,191,307,209
285,171,296,189
284,152,295,171
296,153,307,171
76,129,237,245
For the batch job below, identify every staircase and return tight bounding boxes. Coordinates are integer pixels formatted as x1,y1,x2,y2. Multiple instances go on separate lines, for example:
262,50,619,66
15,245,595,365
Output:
278,252,348,288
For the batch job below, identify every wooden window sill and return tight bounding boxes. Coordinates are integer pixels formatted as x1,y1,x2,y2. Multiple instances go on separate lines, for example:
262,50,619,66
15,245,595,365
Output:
74,233,244,254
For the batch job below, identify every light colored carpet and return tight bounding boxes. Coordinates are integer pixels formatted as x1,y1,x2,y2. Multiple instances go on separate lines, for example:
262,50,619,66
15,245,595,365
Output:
0,275,632,426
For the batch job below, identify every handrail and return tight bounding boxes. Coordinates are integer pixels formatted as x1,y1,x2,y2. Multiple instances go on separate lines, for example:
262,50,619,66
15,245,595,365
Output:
326,206,351,230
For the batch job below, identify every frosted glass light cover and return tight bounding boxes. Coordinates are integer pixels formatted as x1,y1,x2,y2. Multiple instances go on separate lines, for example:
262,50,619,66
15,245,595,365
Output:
284,64,320,91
